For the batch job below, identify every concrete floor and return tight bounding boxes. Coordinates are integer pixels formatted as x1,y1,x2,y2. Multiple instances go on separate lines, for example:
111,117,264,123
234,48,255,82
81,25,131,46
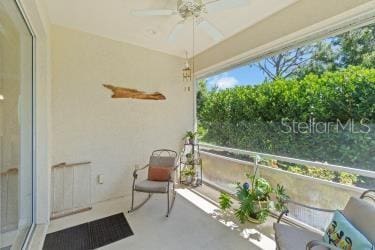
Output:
47,185,277,250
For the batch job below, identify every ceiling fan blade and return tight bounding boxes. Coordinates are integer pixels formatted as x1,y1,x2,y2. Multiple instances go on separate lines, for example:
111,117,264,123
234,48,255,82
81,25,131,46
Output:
167,21,184,43
131,9,176,16
197,18,223,42
205,0,250,12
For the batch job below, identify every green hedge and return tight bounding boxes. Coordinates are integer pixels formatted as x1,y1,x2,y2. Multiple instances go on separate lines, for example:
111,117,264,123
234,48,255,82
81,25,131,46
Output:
199,66,375,172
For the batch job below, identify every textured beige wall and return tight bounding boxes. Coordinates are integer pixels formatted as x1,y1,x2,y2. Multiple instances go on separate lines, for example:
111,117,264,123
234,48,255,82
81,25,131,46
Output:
195,0,372,72
51,25,194,203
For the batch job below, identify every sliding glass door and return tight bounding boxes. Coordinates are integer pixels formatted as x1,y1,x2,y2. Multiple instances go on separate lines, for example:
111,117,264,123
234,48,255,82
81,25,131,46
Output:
0,0,34,248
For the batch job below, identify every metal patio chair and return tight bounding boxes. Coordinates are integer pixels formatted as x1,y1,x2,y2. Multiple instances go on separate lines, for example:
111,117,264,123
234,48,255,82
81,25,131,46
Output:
128,149,178,217
274,190,375,250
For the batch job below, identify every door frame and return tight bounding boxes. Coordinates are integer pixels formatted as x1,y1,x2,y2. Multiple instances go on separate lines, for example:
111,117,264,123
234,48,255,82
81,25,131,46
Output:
9,0,37,248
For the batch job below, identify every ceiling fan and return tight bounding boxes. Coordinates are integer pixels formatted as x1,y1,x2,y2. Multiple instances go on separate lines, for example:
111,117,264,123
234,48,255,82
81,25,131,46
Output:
131,0,250,43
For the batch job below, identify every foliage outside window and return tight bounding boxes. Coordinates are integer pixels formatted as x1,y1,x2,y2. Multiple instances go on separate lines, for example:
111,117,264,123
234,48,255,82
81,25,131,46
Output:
197,23,375,188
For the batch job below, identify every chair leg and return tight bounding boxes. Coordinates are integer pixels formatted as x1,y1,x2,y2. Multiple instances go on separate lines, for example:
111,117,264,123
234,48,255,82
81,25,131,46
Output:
166,189,170,217
130,187,135,211
128,192,152,213
166,183,176,217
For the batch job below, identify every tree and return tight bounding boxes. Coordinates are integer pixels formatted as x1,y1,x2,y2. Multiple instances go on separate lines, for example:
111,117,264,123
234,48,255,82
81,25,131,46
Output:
255,47,312,80
196,80,208,120
296,40,339,77
336,23,375,67
254,23,375,80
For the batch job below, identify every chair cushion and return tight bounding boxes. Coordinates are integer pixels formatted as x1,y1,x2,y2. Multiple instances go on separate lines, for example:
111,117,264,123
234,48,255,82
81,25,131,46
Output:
323,210,373,250
149,156,176,168
343,197,375,243
274,223,326,250
134,180,169,193
148,166,171,181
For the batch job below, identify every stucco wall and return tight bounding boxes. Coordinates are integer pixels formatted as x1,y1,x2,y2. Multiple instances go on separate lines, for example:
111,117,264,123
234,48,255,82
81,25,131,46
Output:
51,25,194,204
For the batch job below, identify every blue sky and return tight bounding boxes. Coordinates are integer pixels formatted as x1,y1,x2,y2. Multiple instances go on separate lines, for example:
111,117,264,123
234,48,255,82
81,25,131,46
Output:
205,63,267,90
203,34,340,90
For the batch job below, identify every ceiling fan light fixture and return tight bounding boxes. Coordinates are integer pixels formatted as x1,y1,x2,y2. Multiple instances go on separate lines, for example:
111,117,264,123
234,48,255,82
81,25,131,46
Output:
177,0,205,19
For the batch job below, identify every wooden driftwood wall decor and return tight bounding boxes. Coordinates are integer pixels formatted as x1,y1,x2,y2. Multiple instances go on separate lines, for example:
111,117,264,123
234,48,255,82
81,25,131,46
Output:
103,84,166,100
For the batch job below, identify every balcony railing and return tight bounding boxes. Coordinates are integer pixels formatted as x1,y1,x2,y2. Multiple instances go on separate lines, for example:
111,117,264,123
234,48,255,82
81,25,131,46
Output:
200,143,375,179
199,143,375,230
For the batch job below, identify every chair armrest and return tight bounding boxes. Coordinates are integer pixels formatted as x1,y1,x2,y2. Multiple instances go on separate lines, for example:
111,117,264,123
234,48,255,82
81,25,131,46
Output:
306,240,341,250
286,199,336,213
360,189,375,202
168,165,179,181
133,164,149,179
275,199,336,225
277,209,289,223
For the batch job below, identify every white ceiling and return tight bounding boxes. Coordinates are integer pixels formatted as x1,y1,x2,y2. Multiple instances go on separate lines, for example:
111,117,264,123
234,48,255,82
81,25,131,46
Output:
44,0,298,58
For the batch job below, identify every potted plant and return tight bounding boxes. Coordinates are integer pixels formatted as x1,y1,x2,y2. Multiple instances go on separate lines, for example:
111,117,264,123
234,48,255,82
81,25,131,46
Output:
218,192,233,214
181,167,196,184
219,173,289,224
183,131,198,144
185,153,195,165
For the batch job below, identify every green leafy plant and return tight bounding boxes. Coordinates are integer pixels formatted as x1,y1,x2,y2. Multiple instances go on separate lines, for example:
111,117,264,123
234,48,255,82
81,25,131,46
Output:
219,192,233,212
220,173,289,224
183,131,199,144
181,167,196,178
274,184,289,212
198,66,375,187
185,153,194,165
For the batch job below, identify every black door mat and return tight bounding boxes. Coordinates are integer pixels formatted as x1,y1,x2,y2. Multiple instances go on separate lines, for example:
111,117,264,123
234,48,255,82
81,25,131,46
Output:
43,213,133,250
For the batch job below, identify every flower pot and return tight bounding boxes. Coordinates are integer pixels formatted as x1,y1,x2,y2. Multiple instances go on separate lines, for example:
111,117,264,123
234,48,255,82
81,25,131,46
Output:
248,200,270,224
247,216,263,224
188,138,195,144
185,176,193,184
254,200,270,210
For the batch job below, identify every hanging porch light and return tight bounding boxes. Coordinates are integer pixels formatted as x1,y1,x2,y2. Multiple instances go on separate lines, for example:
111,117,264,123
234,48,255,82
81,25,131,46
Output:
182,51,192,81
